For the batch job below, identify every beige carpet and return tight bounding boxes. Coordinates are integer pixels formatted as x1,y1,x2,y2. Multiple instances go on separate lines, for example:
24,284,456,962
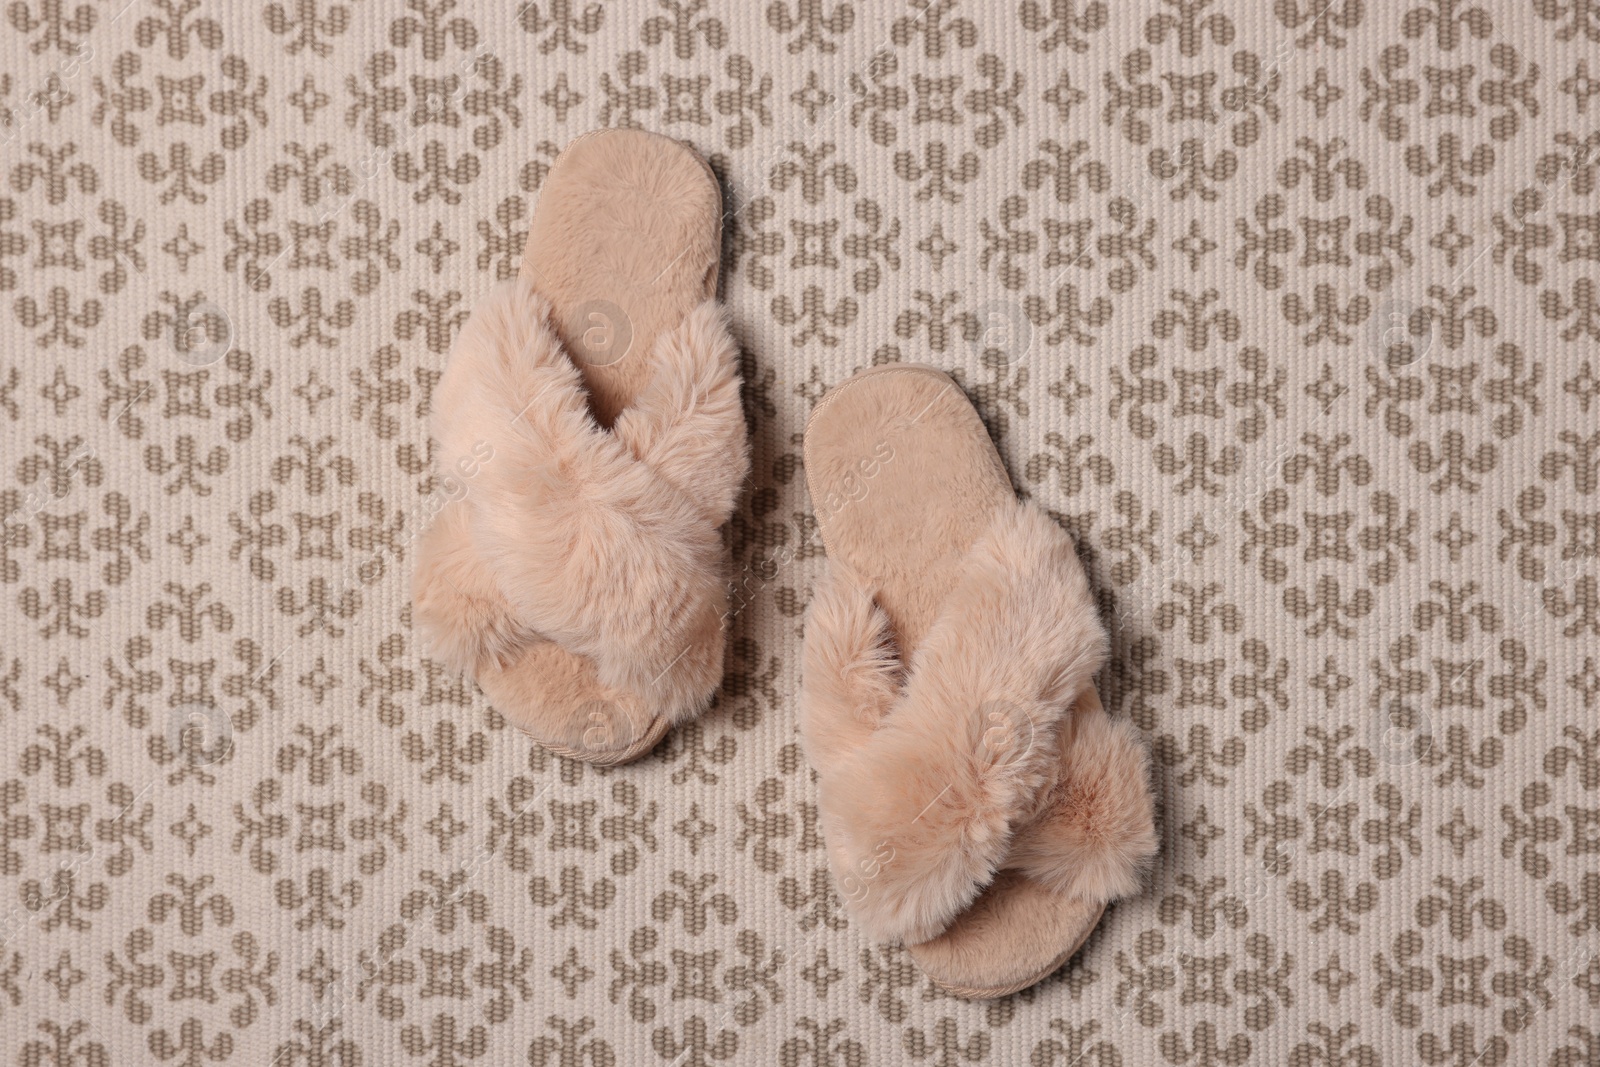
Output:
2,1,1597,1062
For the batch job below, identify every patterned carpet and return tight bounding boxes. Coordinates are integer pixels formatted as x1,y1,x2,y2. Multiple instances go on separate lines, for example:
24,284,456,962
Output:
2,1,1598,1063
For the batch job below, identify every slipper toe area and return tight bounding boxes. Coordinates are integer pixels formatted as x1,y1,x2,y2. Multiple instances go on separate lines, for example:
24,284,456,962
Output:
907,698,1154,998
474,639,670,765
410,496,675,764
1009,692,1160,905
906,870,1107,999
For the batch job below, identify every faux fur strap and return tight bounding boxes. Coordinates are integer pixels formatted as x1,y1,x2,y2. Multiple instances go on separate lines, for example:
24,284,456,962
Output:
425,276,746,707
801,501,1119,945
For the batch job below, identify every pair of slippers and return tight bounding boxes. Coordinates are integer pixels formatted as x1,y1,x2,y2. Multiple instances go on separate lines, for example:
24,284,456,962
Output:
412,129,1158,998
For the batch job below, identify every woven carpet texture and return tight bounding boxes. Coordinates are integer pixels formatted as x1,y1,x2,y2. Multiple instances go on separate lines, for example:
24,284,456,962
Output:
1,1,1598,1063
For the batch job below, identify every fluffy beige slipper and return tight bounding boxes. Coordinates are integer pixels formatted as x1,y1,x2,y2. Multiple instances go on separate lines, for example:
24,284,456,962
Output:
799,365,1157,997
412,129,747,764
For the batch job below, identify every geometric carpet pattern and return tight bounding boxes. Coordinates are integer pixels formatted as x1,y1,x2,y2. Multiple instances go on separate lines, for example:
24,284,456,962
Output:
1,2,1597,1062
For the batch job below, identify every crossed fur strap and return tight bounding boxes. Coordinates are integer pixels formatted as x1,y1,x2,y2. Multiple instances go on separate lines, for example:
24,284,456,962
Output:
428,276,747,702
801,501,1155,946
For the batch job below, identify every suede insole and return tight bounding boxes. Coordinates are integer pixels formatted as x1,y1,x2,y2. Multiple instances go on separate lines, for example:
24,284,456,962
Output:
520,127,721,426
805,365,1106,997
